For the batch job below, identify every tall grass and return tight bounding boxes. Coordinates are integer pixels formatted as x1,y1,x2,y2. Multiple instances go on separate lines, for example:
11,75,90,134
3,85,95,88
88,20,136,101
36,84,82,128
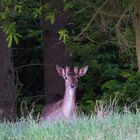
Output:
0,111,140,140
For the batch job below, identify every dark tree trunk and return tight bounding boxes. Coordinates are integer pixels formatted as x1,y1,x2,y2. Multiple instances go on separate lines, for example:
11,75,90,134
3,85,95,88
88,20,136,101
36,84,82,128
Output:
134,0,140,71
41,0,71,104
0,31,16,121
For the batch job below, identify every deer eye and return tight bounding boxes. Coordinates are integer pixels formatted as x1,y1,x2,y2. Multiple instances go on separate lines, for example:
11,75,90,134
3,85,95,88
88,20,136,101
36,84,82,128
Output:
63,76,67,80
65,77,67,80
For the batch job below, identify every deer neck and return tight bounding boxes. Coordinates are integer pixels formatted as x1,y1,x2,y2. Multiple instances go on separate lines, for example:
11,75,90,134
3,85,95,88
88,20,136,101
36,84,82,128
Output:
62,87,76,117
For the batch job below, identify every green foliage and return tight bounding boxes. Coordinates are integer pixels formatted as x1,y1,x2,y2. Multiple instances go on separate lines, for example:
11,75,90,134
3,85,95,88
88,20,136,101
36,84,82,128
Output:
33,3,49,18
45,12,55,24
0,0,22,47
66,0,139,114
58,29,69,43
64,1,74,10
102,80,122,92
101,72,140,109
3,22,22,47
15,4,23,13
122,73,140,102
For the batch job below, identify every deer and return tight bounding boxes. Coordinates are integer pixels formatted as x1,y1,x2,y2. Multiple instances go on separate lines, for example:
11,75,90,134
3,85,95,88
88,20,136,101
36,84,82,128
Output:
41,65,88,121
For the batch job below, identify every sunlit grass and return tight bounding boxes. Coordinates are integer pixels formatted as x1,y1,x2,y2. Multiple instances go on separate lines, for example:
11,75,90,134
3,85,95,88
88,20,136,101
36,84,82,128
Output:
0,112,140,140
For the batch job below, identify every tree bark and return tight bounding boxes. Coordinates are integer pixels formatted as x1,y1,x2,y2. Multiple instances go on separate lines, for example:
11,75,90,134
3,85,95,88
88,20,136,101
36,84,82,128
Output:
134,0,140,71
41,0,71,104
0,31,16,121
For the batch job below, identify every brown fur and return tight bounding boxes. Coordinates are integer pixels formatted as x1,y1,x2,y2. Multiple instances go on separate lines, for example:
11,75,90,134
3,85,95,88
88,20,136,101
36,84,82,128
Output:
41,65,88,121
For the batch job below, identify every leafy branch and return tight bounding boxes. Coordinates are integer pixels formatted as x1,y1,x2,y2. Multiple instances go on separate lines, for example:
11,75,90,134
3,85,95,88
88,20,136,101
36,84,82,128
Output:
3,22,22,47
58,29,69,44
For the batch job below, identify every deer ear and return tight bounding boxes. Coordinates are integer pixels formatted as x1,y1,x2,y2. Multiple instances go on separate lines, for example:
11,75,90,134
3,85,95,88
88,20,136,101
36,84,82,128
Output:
79,65,88,77
56,65,65,76
74,66,78,74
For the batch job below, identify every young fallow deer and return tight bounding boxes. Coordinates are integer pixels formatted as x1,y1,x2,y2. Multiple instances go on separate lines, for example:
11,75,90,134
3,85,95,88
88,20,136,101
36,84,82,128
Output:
41,65,88,121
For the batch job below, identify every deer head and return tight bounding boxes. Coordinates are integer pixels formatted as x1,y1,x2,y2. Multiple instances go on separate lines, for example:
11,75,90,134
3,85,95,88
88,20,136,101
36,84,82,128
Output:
56,65,88,91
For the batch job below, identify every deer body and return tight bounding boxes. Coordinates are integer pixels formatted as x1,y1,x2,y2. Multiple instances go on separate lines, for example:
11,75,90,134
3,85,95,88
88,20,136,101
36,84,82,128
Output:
41,65,88,121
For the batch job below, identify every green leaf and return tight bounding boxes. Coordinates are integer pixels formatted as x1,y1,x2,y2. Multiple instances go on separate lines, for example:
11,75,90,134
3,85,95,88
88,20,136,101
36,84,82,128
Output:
7,34,13,48
15,5,22,13
33,7,42,18
64,2,74,10
45,12,55,24
58,29,69,43
120,71,132,78
3,22,22,47
43,3,49,10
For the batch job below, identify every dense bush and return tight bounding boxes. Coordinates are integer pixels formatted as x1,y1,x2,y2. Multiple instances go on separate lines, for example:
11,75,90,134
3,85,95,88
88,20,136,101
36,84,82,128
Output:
60,0,140,114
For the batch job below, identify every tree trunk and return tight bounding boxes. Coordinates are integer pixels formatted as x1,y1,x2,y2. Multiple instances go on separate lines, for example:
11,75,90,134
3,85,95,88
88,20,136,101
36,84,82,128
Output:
134,0,140,71
0,31,16,121
41,0,71,104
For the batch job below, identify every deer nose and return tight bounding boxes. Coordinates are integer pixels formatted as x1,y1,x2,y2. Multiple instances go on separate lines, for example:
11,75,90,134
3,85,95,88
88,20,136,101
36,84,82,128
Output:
70,84,75,88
